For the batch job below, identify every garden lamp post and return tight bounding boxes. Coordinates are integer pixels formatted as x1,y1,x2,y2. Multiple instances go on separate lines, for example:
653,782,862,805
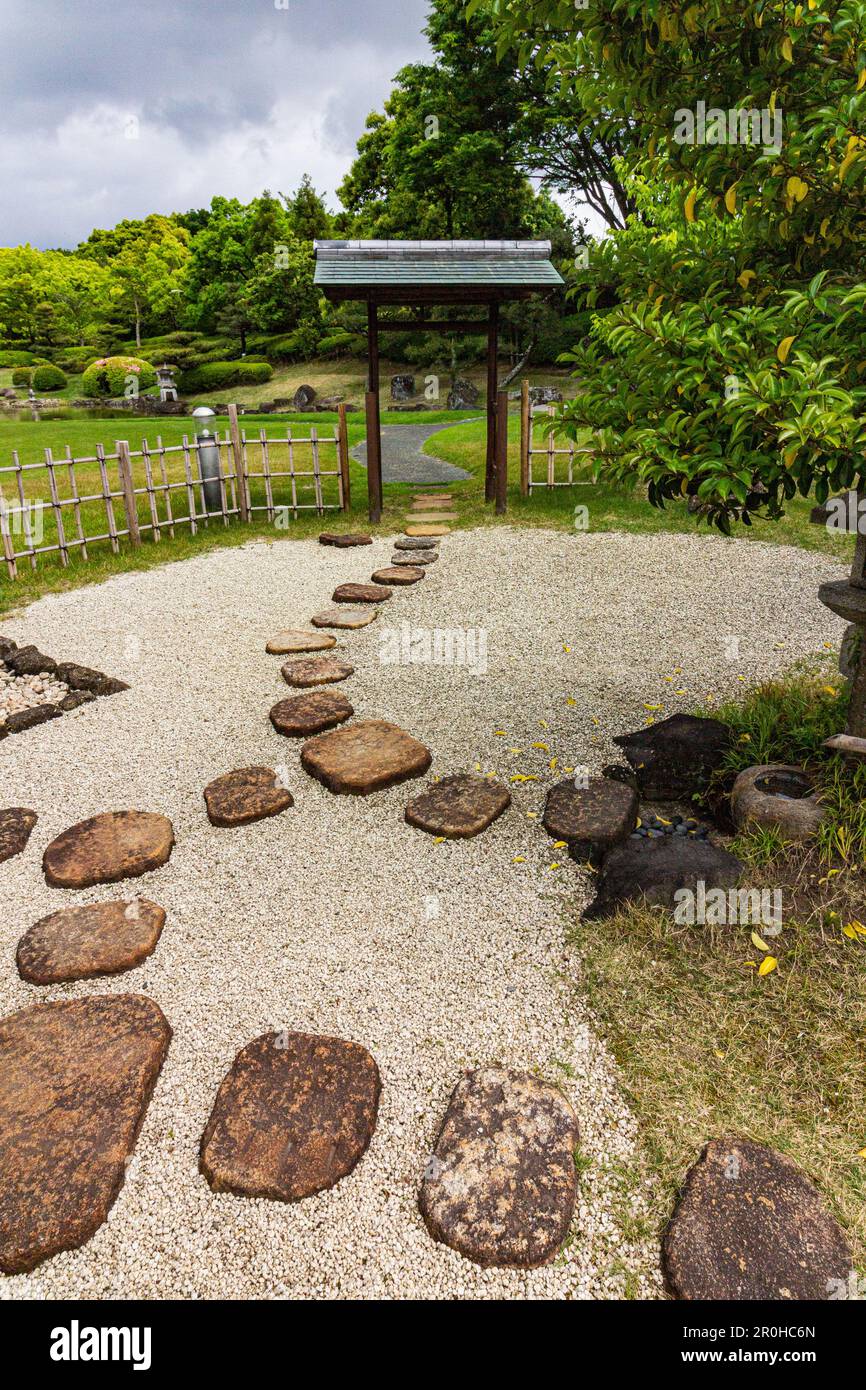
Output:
192,406,223,515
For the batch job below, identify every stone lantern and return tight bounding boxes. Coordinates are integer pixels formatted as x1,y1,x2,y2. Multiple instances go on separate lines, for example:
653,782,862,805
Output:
817,487,866,743
156,363,178,403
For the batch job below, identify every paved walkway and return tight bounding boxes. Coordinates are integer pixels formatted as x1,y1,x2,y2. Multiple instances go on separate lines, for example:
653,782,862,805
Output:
351,420,475,484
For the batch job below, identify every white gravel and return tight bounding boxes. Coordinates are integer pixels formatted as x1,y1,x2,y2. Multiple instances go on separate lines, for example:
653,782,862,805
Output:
0,525,847,1301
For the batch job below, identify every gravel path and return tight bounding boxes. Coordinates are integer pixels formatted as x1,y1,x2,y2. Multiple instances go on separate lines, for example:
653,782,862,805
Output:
0,526,847,1300
351,419,473,483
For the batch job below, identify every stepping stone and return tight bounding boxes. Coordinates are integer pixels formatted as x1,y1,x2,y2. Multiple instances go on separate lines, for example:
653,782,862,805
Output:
405,524,450,537
419,1067,578,1268
281,655,354,687
266,629,336,655
332,582,392,604
301,719,432,795
199,1030,380,1201
614,712,731,801
405,774,511,839
203,766,293,827
371,566,424,586
318,532,373,547
270,690,354,737
16,898,166,984
407,512,458,524
311,607,378,629
43,811,175,889
0,994,171,1274
543,777,638,860
391,550,438,566
663,1137,853,1301
394,536,440,551
0,808,38,865
583,834,743,920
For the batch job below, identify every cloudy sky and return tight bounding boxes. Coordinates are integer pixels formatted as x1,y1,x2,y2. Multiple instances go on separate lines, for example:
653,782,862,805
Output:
0,0,433,249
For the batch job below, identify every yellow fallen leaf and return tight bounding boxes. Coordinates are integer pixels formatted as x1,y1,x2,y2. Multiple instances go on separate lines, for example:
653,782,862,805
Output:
777,335,796,363
512,856,525,863
758,956,778,976
562,644,572,653
553,840,567,849
842,924,858,940
563,765,574,773
751,931,771,952
549,862,561,870
508,747,523,754
744,960,757,968
566,697,577,707
532,742,549,751
591,717,600,726
684,187,697,223
433,836,446,844
858,1148,866,1159
494,730,507,736
538,720,548,729
549,757,558,769
644,703,662,711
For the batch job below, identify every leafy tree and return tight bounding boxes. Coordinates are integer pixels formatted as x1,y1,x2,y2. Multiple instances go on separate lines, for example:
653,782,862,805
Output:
283,176,334,241
79,214,191,346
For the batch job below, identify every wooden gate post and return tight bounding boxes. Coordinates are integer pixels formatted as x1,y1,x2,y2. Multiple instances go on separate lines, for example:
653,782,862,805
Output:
485,303,500,503
520,380,531,497
337,403,351,510
366,301,383,523
227,404,249,522
116,440,141,547
495,390,509,515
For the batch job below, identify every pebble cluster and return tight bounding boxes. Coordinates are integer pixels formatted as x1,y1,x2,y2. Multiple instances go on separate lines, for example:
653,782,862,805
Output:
631,813,711,841
0,667,69,726
0,525,846,1300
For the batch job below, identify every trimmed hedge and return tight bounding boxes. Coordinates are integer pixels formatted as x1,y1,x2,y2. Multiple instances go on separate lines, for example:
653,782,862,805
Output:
0,350,47,368
81,356,158,397
31,364,68,392
178,360,273,393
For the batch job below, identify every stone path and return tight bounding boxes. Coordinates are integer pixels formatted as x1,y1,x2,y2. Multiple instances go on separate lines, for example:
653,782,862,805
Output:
351,421,474,484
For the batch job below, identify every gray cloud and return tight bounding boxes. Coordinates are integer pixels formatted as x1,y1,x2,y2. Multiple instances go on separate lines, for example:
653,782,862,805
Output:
0,0,431,247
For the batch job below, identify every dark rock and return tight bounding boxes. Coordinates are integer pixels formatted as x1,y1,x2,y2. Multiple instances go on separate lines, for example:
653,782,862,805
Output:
16,898,166,984
203,766,293,827
663,1137,853,1301
200,1031,380,1201
4,704,64,735
292,385,317,411
55,662,129,695
840,624,860,681
543,777,638,861
613,713,731,800
371,566,424,586
301,719,432,795
394,535,441,551
0,995,171,1274
0,808,38,864
419,1067,578,1268
281,655,354,687
584,834,743,919
405,774,511,839
270,690,354,737
43,810,175,889
602,763,639,790
318,532,373,548
58,690,98,712
390,374,416,401
332,582,392,604
5,645,57,677
446,378,479,409
0,636,17,660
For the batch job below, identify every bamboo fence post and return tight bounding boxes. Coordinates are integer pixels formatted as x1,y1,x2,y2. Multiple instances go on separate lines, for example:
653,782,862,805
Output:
0,492,16,579
227,404,248,522
140,439,161,542
65,445,88,560
260,428,275,522
181,435,198,535
337,403,350,510
288,428,298,518
13,451,37,568
546,406,556,487
155,435,175,538
519,380,531,498
311,426,324,515
44,448,69,565
96,444,120,553
116,440,141,547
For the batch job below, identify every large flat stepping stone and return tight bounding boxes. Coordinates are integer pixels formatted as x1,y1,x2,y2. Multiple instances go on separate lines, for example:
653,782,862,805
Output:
0,994,171,1274
663,1137,853,1301
614,712,731,800
371,566,424,586
408,512,458,524
412,494,452,503
543,777,638,858
204,766,293,827
43,811,175,889
405,524,450,537
16,898,166,984
318,532,372,547
0,808,38,865
281,655,354,687
301,719,432,795
391,550,438,566
270,690,354,737
311,607,378,629
394,535,440,551
419,1067,578,1268
199,1031,380,1201
584,834,743,920
332,582,392,604
266,629,336,655
405,774,511,839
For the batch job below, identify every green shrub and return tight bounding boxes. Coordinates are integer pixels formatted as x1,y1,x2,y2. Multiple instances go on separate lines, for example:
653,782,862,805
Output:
0,350,42,368
31,364,68,392
81,356,158,397
56,348,100,374
178,360,273,393
11,367,32,386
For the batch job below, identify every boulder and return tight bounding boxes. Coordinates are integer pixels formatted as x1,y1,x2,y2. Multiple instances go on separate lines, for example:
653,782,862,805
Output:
301,719,432,795
613,712,731,800
584,834,743,920
270,690,354,737
16,898,165,984
419,1068,578,1268
0,995,171,1274
390,374,415,401
0,807,38,864
54,662,129,696
200,1031,380,1201
446,378,479,409
292,385,317,411
405,774,511,839
3,705,64,735
543,777,638,860
203,766,293,827
42,810,175,889
4,645,57,677
730,764,826,841
663,1137,853,1301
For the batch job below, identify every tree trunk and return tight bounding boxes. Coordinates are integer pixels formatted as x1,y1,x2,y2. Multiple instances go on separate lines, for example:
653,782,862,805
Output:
498,335,537,392
134,299,142,349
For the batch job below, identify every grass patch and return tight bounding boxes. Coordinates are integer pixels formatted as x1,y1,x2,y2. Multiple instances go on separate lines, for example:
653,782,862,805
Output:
571,880,866,1273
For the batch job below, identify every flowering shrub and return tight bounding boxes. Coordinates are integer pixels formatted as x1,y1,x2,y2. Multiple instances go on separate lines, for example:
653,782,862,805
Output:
81,356,157,397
